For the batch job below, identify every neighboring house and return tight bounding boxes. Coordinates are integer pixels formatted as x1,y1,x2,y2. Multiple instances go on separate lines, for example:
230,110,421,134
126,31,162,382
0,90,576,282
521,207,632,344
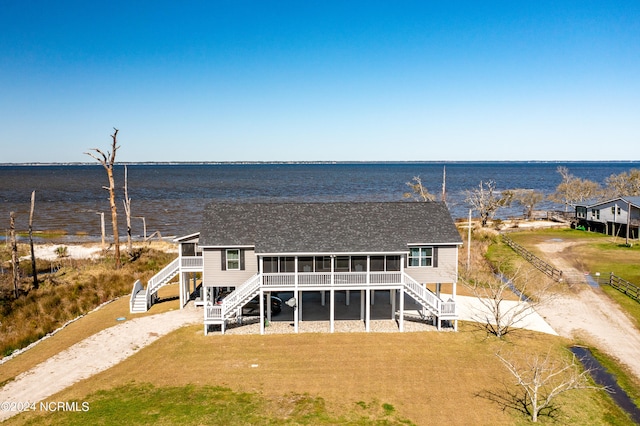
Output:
575,197,640,238
131,202,463,334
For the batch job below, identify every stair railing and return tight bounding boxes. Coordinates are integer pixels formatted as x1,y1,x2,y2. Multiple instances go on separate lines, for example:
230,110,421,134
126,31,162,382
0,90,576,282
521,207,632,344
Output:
144,257,181,304
130,280,143,312
402,272,442,315
220,274,262,319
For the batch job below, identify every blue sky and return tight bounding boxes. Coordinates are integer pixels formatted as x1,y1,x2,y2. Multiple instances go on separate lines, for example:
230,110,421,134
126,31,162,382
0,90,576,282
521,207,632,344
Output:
1,1,638,162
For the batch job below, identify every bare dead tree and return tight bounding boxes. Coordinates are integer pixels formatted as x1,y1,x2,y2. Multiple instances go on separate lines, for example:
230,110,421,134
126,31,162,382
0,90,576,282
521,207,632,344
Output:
403,176,436,201
29,190,38,289
85,128,121,269
460,264,554,338
465,180,511,227
10,212,20,299
495,348,606,422
123,165,132,255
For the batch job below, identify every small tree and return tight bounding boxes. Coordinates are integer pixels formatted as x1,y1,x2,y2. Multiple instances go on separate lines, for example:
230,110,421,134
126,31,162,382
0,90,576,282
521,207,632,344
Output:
85,128,121,269
549,166,600,212
403,176,436,201
505,189,545,220
460,264,552,338
465,180,511,227
123,165,132,255
495,349,605,422
605,168,640,198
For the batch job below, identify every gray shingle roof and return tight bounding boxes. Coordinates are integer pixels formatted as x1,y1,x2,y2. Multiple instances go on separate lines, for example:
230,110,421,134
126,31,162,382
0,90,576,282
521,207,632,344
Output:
200,202,462,254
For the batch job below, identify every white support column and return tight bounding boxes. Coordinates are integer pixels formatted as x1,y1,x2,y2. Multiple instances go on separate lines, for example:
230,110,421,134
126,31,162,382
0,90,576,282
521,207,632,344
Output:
321,291,326,306
360,290,365,320
366,256,374,305
330,289,335,333
399,288,405,332
391,289,396,318
267,291,272,322
295,257,299,333
294,290,300,333
259,289,265,335
299,290,303,322
179,272,184,309
365,289,371,332
346,290,350,306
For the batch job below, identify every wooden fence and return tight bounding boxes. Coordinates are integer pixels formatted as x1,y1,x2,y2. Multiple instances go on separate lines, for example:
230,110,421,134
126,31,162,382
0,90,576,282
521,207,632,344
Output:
608,273,640,303
501,235,564,282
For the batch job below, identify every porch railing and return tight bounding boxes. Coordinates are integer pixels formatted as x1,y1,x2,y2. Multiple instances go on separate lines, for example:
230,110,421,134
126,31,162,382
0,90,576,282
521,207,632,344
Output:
181,256,203,269
262,271,403,288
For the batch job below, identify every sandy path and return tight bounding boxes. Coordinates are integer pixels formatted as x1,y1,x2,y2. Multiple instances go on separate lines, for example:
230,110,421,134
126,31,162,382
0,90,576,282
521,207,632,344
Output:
0,306,200,422
534,240,640,380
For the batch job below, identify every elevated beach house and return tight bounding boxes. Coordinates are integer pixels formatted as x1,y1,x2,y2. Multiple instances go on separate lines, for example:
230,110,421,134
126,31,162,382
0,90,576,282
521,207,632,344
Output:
575,197,640,239
130,202,463,334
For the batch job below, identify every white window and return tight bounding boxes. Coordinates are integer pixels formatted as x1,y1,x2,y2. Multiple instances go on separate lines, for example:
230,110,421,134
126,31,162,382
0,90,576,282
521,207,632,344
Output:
409,247,433,267
226,249,240,270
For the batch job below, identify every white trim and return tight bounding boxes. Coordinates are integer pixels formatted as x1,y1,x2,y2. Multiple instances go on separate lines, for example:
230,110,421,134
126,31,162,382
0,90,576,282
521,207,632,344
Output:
173,232,200,243
258,251,407,256
201,245,255,249
407,242,463,247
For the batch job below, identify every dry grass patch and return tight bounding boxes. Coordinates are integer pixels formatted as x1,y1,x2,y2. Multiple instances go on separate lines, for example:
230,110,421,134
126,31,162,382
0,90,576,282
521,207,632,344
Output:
0,245,177,361
10,325,625,425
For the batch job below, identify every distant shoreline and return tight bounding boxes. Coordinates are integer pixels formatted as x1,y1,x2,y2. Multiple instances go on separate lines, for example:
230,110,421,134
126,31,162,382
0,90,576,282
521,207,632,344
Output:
1,160,639,167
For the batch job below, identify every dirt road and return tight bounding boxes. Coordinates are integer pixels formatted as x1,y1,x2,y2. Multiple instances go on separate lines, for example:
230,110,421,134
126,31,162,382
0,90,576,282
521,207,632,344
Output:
534,239,640,380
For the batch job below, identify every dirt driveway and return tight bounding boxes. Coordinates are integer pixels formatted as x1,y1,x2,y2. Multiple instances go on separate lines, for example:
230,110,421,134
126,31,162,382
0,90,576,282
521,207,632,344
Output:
534,239,640,380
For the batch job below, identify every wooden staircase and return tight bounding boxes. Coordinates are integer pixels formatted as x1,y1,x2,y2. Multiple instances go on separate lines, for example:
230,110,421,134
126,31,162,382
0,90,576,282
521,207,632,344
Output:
204,274,262,334
130,258,181,313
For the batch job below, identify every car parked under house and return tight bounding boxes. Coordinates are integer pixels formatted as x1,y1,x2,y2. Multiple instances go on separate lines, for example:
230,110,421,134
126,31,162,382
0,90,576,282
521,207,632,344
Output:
130,201,463,334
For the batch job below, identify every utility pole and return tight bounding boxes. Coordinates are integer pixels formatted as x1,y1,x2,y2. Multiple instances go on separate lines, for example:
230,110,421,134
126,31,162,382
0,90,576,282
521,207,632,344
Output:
442,165,446,203
627,200,631,246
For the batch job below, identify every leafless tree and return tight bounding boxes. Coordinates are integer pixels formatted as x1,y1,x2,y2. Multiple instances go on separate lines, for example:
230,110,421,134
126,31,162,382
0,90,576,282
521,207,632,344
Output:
605,168,640,198
460,265,553,338
123,165,132,255
10,212,20,299
465,180,511,227
548,166,601,212
28,190,38,289
494,348,605,422
504,189,545,220
403,176,436,201
85,128,121,269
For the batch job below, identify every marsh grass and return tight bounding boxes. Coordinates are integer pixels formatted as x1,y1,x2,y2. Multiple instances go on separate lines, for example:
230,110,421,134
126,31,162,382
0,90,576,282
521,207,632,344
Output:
0,245,175,358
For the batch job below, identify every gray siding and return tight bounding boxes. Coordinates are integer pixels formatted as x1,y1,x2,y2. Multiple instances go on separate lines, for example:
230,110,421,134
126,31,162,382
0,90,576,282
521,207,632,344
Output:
203,248,258,287
405,246,458,284
590,200,628,224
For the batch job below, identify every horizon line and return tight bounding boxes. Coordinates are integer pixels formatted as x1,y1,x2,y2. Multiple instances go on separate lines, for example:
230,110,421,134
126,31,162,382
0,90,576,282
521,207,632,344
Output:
2,160,640,166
